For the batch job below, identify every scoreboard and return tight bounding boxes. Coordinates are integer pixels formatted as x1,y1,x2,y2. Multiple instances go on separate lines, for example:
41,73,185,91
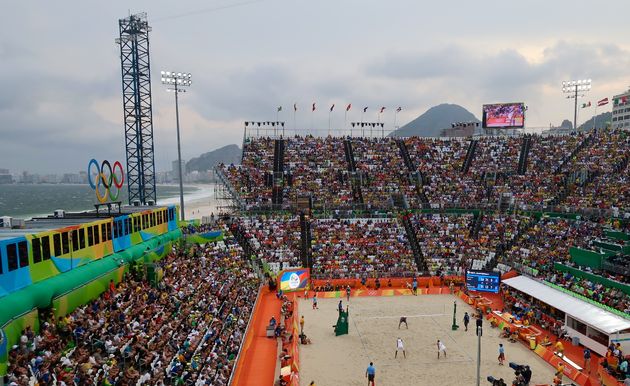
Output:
465,270,500,293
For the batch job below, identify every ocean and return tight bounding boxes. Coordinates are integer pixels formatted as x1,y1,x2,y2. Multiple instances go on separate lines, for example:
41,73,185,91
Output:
0,184,211,219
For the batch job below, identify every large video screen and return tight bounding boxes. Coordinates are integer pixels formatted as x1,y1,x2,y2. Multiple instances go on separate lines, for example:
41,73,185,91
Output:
278,268,310,292
482,103,525,128
465,270,500,293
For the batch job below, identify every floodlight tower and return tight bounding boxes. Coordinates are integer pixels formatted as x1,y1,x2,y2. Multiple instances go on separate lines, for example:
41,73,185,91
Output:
161,71,192,221
562,79,591,131
116,13,157,206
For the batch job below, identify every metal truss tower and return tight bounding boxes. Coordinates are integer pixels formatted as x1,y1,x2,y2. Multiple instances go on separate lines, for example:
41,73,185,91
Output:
116,13,156,205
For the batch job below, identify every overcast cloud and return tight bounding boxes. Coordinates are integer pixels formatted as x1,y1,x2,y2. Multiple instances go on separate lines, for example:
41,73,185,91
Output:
1,0,629,173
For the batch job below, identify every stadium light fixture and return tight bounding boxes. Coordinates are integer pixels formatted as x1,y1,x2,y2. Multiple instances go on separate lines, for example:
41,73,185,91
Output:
162,70,192,221
562,78,591,131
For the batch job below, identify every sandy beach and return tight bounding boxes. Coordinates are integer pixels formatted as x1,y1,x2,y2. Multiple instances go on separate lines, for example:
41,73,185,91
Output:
298,295,557,386
157,183,223,220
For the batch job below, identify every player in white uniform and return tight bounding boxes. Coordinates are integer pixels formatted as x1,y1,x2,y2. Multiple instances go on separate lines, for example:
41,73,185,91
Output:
437,339,447,359
395,337,406,358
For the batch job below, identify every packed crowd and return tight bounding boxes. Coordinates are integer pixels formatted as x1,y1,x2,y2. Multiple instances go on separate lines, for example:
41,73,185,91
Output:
500,217,602,276
223,130,629,212
352,137,417,209
412,213,523,276
562,130,630,210
236,216,302,269
284,135,354,210
310,219,415,279
508,134,583,205
229,211,629,313
6,228,259,386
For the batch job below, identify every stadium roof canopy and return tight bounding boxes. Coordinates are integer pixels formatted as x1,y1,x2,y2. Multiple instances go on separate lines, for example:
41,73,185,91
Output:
502,275,630,334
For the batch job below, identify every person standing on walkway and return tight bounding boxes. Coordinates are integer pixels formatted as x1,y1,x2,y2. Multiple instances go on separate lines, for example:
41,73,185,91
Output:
583,347,591,373
555,362,565,382
346,285,351,301
463,312,470,331
300,315,305,334
365,362,376,386
498,343,505,365
312,293,318,310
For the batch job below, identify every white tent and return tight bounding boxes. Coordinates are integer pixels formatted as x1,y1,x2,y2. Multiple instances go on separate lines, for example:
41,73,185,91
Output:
502,275,630,335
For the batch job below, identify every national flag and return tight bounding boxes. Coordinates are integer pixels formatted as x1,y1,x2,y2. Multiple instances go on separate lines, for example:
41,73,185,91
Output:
330,104,335,112
614,96,628,105
346,103,352,111
363,106,368,113
379,107,386,113
581,102,591,108
277,106,282,112
312,103,316,112
597,98,609,106
396,106,402,113
294,103,297,111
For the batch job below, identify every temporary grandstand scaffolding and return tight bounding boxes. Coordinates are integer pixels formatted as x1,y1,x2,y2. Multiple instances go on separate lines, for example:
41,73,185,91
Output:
214,166,244,213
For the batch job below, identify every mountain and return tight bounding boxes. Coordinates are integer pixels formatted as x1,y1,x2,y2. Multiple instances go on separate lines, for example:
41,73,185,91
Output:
186,144,241,173
390,103,481,137
578,112,612,131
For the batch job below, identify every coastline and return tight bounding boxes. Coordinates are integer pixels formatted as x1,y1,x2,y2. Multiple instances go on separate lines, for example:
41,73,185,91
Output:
2,183,220,221
159,183,222,220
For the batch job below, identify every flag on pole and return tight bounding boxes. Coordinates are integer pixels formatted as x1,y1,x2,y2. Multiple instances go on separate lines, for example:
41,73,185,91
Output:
312,103,316,112
396,106,402,112
363,106,368,113
581,102,591,108
277,106,282,112
614,96,628,105
294,103,297,111
379,107,386,113
346,103,352,111
597,98,609,106
330,104,335,112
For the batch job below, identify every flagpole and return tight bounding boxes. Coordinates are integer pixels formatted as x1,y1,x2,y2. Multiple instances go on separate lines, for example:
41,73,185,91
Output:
328,110,332,136
592,104,597,131
361,110,365,137
276,109,279,137
344,110,348,137
293,105,297,136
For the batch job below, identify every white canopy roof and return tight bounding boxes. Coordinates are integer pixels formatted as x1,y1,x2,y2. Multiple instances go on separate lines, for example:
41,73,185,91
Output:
502,275,630,335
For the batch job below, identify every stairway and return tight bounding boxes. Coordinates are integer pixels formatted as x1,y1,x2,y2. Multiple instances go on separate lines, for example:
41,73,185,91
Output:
517,135,532,175
462,139,478,173
485,216,540,271
396,139,415,171
343,139,357,172
469,212,484,238
343,139,365,208
396,139,430,209
400,216,428,273
555,131,596,174
272,139,285,208
299,212,312,268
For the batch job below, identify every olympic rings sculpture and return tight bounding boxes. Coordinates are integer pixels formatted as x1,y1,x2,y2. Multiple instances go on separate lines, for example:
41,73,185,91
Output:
88,159,125,203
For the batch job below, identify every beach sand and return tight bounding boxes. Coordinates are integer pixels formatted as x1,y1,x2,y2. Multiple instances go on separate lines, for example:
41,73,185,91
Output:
157,183,223,220
298,295,557,386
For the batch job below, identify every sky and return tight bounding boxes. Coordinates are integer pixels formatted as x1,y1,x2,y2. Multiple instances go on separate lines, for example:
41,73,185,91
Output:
1,0,630,174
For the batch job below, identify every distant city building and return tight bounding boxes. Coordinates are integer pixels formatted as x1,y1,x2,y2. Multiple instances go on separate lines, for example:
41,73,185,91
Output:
61,173,82,184
0,168,12,184
611,87,630,130
79,171,88,184
172,159,186,182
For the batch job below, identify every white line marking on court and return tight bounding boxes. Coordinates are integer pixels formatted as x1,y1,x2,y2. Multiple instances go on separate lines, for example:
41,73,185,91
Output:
362,313,447,320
